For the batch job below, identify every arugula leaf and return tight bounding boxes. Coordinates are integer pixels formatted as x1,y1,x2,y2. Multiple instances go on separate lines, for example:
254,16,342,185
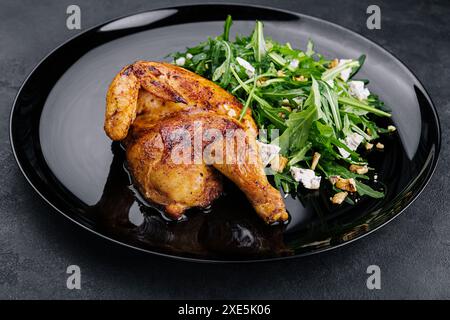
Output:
277,102,317,153
306,39,314,57
222,15,233,41
310,76,322,109
288,142,312,166
273,170,299,193
342,114,352,136
254,98,287,130
261,88,305,99
338,96,391,117
320,80,342,131
212,40,233,86
322,60,359,82
320,161,369,180
349,54,366,79
268,52,286,66
251,20,266,64
314,121,334,138
351,123,372,141
240,77,257,120
355,180,384,198
170,16,392,200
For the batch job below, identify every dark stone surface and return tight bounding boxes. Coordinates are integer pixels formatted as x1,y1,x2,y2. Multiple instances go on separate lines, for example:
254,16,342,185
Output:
0,0,449,299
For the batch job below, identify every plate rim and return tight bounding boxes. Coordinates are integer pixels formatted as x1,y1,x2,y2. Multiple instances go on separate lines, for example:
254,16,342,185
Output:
9,3,442,263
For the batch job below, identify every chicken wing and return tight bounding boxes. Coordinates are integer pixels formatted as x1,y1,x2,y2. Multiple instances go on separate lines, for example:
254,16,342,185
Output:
105,61,288,224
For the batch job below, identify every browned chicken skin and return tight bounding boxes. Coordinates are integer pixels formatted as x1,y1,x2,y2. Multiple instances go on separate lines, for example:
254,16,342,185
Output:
104,61,288,224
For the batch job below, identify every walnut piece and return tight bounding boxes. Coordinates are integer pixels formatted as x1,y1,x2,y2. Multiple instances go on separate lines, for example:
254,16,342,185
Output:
335,177,357,192
331,192,348,205
270,155,288,173
349,164,369,175
329,58,339,68
311,152,321,171
376,142,384,150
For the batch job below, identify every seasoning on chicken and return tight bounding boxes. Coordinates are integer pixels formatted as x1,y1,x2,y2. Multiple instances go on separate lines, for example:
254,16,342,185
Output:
105,61,288,224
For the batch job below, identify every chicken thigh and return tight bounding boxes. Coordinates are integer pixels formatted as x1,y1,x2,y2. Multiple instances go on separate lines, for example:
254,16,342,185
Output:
104,61,288,224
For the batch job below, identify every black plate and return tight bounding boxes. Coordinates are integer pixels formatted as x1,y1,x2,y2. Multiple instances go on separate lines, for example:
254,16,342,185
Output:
10,4,440,262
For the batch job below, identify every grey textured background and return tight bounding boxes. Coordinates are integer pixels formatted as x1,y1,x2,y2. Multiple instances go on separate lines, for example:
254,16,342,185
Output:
1,0,449,299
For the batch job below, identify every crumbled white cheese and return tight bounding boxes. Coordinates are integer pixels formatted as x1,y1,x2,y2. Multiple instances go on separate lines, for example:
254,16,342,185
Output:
290,167,321,190
256,141,280,166
236,57,255,78
186,53,193,59
338,132,364,158
175,57,186,66
289,59,299,69
292,96,304,106
338,59,353,82
348,81,370,101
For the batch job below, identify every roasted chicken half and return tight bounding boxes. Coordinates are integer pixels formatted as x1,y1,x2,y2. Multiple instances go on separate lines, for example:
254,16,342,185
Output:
104,61,288,224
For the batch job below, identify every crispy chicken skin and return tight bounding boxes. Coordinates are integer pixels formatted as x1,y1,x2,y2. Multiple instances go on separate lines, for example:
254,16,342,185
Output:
105,61,256,140
105,61,288,224
125,114,224,218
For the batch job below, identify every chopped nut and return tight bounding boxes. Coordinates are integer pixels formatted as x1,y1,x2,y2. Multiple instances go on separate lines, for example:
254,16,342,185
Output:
329,58,338,69
376,142,384,150
294,75,307,82
278,112,286,119
365,142,374,150
331,192,348,205
388,125,396,132
311,152,321,171
277,70,285,77
335,177,357,192
281,98,290,106
256,77,267,86
270,155,288,173
329,175,341,185
349,164,369,175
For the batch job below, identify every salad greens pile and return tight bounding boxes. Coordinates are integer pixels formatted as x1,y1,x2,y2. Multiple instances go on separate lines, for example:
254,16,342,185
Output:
170,16,392,202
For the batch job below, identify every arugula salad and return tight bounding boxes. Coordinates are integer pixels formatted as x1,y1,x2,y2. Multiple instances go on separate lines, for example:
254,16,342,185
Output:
170,16,394,204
